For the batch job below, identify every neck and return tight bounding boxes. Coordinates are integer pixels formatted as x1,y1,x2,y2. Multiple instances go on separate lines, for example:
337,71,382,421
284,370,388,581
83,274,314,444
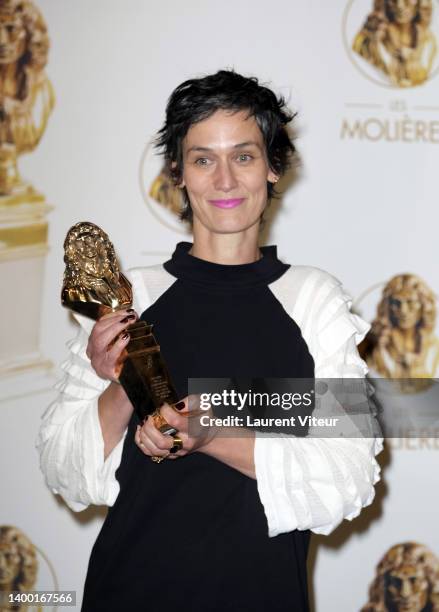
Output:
396,21,414,39
190,221,262,265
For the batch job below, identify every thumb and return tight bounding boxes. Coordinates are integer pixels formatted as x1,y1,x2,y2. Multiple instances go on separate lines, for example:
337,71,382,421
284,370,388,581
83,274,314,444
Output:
175,395,203,415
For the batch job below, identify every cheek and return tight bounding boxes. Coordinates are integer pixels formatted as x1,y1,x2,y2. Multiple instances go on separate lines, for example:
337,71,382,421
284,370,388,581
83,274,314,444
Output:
242,168,269,194
182,168,209,194
251,179,270,204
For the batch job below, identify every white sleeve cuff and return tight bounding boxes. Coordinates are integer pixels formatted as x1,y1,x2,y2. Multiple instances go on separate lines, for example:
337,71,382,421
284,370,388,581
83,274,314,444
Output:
254,434,383,537
36,322,127,512
37,395,127,512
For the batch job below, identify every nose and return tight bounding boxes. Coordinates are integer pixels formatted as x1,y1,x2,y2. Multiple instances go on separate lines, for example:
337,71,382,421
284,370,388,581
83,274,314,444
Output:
400,579,412,598
400,301,409,315
213,159,238,193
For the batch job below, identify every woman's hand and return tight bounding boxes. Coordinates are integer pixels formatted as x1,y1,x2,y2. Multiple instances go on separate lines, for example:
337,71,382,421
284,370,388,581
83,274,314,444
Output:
135,395,256,478
135,395,218,460
86,308,138,382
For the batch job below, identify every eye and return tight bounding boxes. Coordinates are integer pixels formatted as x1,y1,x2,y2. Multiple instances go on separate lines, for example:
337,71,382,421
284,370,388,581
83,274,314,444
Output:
194,157,211,166
237,153,253,162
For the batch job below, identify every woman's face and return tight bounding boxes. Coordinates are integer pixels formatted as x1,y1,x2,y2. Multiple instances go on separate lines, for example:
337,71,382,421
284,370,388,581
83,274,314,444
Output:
179,109,278,236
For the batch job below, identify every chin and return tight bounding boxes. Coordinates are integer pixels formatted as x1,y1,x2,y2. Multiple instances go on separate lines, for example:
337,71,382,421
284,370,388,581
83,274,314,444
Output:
205,215,262,234
196,204,264,230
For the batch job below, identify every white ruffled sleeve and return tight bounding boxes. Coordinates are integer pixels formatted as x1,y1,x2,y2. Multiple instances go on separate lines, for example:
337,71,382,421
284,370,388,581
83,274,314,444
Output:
255,270,384,536
36,265,175,512
35,314,127,512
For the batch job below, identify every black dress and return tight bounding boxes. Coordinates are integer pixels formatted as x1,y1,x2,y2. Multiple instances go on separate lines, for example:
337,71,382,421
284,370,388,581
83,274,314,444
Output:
82,242,315,612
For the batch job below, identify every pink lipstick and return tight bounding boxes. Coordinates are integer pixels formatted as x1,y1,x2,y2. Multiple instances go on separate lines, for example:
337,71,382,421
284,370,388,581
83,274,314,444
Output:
208,198,245,209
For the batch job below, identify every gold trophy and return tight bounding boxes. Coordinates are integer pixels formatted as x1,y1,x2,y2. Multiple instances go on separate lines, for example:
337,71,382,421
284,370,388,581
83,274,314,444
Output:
61,221,182,462
0,0,55,378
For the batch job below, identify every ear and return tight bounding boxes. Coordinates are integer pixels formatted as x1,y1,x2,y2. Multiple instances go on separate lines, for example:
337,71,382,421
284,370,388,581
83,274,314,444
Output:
170,161,185,188
267,168,279,184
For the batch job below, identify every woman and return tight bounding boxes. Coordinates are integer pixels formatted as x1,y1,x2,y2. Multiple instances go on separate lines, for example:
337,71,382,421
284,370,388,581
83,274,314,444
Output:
37,70,383,611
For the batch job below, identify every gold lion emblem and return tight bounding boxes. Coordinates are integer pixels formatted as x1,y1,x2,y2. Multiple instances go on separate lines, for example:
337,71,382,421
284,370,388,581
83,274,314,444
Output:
0,526,38,611
359,274,439,392
0,0,55,197
62,221,132,319
353,0,438,87
362,542,439,611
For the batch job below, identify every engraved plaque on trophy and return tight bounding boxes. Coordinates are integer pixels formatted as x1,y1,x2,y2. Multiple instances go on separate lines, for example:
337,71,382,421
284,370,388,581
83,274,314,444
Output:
61,221,180,434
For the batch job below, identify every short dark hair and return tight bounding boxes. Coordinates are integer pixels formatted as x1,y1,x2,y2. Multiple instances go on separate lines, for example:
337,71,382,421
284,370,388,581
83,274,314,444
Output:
154,69,298,222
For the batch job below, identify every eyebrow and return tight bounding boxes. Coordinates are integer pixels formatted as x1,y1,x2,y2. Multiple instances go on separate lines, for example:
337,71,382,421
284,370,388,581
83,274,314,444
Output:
186,141,262,154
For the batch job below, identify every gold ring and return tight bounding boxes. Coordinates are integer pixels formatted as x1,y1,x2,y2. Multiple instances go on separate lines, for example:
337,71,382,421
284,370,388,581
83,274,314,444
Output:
151,435,183,463
169,436,183,454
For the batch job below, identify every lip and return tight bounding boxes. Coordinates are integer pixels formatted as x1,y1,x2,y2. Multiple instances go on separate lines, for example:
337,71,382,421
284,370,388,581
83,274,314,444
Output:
208,198,245,209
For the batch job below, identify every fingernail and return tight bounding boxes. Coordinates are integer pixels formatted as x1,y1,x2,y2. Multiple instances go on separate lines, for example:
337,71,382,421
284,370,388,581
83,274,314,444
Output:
120,314,135,323
126,308,135,313
175,401,185,411
122,332,130,340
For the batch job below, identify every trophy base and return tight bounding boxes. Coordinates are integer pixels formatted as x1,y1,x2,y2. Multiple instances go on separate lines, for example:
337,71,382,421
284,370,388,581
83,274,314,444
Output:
0,196,52,386
119,320,180,422
0,183,47,207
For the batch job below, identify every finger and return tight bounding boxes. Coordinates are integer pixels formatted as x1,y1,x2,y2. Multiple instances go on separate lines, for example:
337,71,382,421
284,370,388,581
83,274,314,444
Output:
106,331,131,363
160,403,185,431
166,452,183,460
172,395,202,415
98,308,138,327
139,433,171,458
93,314,137,352
136,425,168,457
87,315,130,359
138,436,167,458
174,397,187,412
187,394,203,414
166,446,188,459
141,418,175,451
96,309,139,336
